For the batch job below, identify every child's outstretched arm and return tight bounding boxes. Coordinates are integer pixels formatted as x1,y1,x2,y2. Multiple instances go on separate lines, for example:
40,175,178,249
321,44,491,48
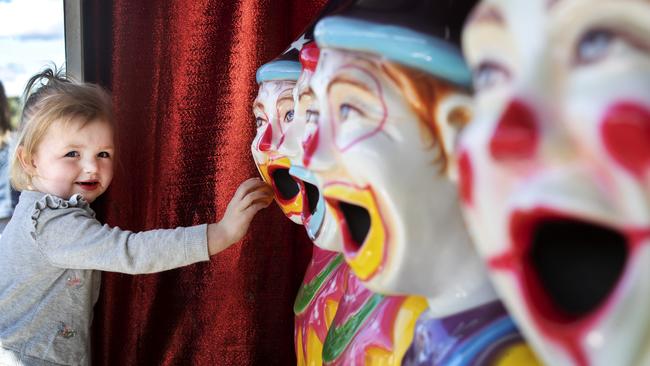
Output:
207,178,274,255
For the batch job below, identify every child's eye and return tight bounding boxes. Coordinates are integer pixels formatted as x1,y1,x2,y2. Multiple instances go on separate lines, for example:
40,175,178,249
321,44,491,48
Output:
97,151,111,158
64,151,80,158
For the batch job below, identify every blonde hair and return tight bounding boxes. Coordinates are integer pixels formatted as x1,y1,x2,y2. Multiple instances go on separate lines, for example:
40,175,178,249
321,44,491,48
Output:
11,67,113,191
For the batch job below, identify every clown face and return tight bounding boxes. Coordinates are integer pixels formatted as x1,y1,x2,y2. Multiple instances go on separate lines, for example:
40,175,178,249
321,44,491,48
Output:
251,80,303,224
460,0,650,365
306,47,495,314
278,58,344,252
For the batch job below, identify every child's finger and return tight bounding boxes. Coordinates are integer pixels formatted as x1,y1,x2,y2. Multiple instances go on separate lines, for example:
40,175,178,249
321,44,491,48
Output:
243,200,270,219
240,188,274,210
234,178,267,200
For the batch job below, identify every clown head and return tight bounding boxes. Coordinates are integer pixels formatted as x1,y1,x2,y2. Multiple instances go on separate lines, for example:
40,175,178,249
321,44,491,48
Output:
307,0,495,316
251,59,303,224
460,0,650,364
278,42,344,252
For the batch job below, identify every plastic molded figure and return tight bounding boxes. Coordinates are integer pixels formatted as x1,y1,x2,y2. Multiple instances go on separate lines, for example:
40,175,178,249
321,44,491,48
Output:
290,41,425,366
282,42,343,253
460,1,650,365
307,0,539,364
252,55,303,224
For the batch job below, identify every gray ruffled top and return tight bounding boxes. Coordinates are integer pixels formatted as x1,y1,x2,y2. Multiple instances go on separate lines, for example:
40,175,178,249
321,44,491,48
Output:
0,191,209,365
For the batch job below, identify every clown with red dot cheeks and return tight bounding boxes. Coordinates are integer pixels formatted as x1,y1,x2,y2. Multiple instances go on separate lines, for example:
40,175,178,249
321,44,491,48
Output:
251,63,304,224
303,30,496,313
277,42,344,252
459,0,650,365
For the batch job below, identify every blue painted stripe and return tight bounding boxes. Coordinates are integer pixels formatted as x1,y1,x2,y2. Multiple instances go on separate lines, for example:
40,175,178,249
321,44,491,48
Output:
314,16,472,88
256,60,301,83
289,165,325,240
446,317,518,366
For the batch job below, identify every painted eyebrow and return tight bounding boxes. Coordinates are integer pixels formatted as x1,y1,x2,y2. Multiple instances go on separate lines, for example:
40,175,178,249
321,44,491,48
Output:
276,96,294,104
466,4,504,27
299,88,315,101
253,101,265,111
327,76,374,96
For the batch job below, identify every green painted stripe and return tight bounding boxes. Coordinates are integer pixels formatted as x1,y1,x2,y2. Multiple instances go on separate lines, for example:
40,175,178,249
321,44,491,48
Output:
322,293,385,362
294,254,345,314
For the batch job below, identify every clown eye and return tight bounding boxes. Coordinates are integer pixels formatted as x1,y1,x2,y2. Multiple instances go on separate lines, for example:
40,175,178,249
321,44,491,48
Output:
473,61,510,91
576,29,613,65
255,117,266,128
306,110,319,124
284,110,294,123
339,104,362,122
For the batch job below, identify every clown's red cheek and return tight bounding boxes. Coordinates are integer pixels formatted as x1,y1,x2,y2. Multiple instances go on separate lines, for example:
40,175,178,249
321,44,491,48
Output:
302,127,319,167
601,102,650,177
490,100,539,161
258,125,273,152
458,151,474,206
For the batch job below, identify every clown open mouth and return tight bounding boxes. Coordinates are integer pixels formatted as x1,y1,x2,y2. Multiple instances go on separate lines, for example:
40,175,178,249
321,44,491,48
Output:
304,181,319,217
512,211,628,322
271,168,300,201
333,200,371,252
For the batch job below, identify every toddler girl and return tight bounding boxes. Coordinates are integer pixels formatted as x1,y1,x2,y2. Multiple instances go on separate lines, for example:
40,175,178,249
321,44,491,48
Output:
0,68,273,366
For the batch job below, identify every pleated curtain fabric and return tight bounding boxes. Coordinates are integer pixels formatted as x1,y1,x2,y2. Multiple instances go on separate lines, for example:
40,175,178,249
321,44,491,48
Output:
83,1,326,364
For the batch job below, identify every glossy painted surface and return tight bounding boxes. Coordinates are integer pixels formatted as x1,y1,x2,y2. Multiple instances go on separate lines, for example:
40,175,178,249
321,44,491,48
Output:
460,1,650,365
322,270,427,365
295,248,348,366
251,79,304,224
280,43,344,252
305,47,496,316
402,301,540,366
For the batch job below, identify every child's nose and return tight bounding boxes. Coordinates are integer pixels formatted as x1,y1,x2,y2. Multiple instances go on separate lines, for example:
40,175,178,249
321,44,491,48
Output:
83,158,98,174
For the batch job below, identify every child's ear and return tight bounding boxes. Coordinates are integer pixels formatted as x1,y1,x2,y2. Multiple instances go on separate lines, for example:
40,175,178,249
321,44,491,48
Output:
435,92,473,182
17,146,36,176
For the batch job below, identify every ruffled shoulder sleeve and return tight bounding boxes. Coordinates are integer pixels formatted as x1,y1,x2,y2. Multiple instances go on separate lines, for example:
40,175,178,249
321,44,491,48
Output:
30,194,95,235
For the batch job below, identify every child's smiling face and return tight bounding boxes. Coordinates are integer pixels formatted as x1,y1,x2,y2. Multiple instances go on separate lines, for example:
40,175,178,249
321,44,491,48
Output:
27,118,114,202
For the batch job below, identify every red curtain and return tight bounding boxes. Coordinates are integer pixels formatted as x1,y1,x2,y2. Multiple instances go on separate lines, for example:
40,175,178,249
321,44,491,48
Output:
84,1,326,364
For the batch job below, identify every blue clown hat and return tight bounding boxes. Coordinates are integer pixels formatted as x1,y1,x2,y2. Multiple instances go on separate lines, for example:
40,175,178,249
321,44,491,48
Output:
314,0,477,88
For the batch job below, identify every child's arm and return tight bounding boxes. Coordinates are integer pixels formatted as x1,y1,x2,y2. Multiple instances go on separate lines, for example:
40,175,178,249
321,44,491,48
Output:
30,178,273,274
206,178,273,255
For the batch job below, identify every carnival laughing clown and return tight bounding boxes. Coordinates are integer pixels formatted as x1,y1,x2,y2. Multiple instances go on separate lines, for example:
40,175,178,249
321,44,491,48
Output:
286,41,426,366
281,42,344,253
252,55,303,224
460,0,650,365
284,42,349,366
307,0,539,364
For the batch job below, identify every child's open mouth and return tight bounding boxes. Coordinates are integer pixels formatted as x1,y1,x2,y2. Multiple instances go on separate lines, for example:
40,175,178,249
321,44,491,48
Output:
76,181,100,191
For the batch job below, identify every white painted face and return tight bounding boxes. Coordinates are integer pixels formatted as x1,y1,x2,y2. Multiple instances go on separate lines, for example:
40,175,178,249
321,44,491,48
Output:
460,0,650,365
251,80,303,224
305,47,494,314
284,65,344,252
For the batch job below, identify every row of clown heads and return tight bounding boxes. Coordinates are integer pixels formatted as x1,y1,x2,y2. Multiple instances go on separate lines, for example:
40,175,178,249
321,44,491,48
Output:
249,0,649,365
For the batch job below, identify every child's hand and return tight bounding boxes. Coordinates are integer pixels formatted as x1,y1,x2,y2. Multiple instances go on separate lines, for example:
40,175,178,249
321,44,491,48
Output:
207,178,274,255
